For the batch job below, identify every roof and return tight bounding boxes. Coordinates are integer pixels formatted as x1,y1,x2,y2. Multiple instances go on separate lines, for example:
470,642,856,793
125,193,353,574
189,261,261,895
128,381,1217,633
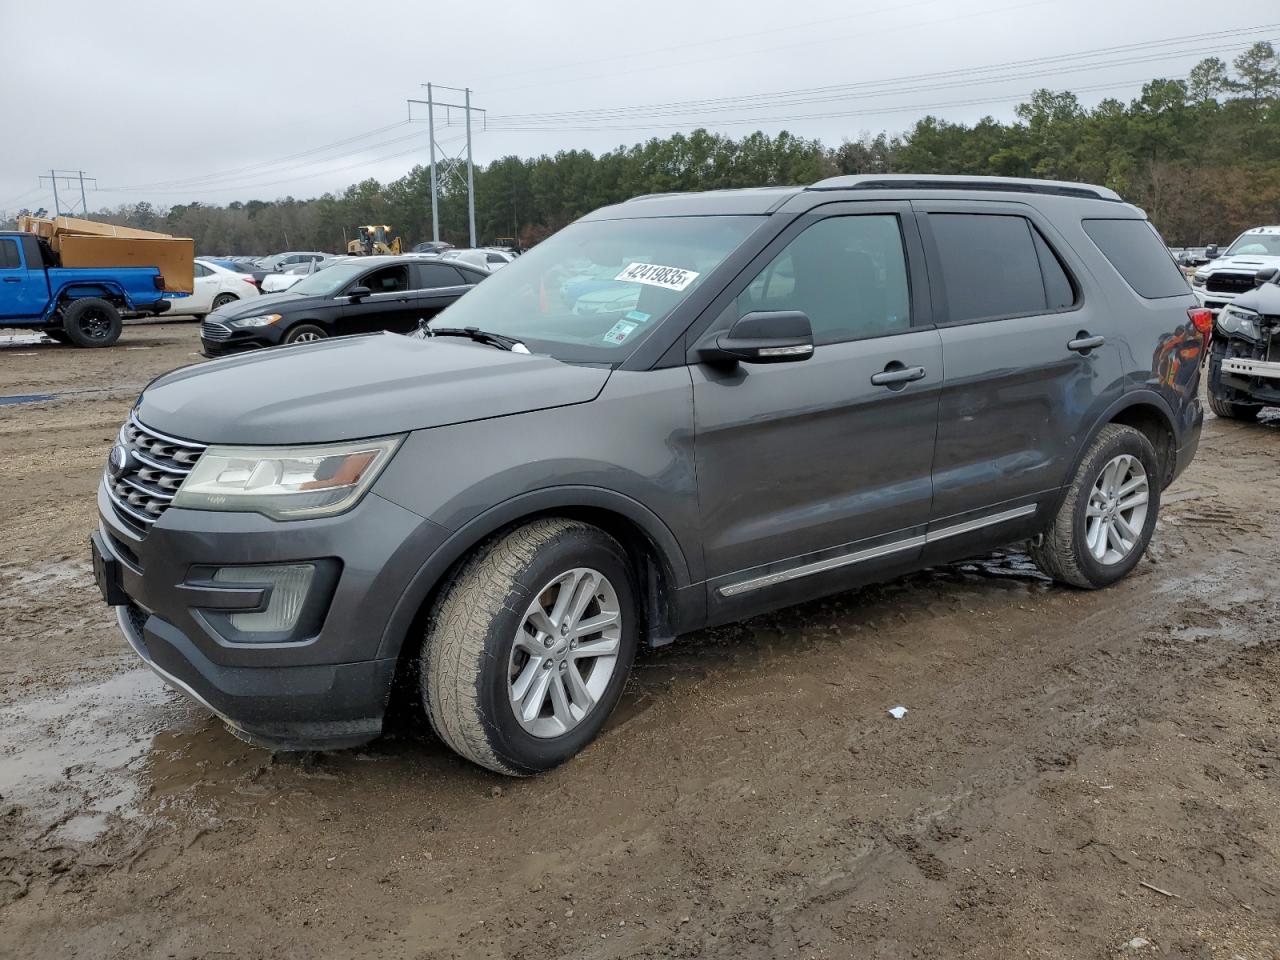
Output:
591,174,1124,219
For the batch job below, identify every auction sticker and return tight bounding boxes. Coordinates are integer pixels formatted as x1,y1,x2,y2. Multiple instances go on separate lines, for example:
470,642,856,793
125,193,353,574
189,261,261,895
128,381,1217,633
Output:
615,262,700,291
603,319,640,344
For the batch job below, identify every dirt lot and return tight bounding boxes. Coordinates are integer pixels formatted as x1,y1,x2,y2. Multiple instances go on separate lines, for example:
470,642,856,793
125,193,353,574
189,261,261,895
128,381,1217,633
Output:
1,322,1278,960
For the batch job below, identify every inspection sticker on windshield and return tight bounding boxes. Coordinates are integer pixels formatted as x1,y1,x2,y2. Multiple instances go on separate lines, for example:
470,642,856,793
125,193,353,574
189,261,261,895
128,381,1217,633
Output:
615,262,699,291
603,319,640,345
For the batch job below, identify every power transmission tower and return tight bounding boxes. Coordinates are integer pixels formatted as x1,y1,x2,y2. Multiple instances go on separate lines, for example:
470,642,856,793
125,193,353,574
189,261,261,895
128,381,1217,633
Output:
39,170,97,217
407,84,485,246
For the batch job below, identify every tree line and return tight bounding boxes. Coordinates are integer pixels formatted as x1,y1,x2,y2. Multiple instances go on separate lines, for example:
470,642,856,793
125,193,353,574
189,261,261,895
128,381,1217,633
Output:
8,44,1278,253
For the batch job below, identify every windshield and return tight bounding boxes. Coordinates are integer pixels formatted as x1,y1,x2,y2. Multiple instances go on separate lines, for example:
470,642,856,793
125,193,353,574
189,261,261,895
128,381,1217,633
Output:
1225,233,1280,257
429,215,764,362
288,261,369,296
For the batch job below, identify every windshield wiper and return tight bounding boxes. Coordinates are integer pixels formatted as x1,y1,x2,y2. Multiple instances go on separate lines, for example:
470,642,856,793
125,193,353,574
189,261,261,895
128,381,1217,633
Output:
421,324,528,353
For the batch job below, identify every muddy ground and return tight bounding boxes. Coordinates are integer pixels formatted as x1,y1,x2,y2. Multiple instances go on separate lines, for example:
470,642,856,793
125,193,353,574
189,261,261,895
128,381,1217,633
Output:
1,322,1277,960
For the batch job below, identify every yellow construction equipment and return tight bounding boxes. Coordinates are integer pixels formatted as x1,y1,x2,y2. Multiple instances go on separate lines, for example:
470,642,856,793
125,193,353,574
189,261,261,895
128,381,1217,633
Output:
347,225,402,256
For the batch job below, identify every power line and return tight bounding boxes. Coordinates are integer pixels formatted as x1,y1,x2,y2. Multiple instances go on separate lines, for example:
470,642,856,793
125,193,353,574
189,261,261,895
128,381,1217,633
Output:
108,121,410,192
479,25,1277,127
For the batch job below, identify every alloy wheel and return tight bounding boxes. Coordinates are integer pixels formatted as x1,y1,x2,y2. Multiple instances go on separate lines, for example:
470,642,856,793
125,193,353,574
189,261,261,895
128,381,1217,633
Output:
508,567,621,738
1085,454,1149,565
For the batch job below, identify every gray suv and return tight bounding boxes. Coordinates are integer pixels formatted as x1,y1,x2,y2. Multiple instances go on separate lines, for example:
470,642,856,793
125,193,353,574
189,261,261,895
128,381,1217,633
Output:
92,175,1206,775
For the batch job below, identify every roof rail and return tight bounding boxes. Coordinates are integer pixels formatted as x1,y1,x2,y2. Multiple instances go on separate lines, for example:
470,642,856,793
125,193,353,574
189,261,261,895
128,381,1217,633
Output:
808,174,1122,202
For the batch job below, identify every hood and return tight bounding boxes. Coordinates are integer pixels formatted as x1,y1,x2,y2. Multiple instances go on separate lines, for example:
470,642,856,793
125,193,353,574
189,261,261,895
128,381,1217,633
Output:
209,290,304,319
1199,254,1280,276
1229,281,1280,317
136,332,612,445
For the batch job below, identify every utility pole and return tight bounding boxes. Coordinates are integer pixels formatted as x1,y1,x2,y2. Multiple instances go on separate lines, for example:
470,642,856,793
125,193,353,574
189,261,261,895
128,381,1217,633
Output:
39,169,97,217
408,84,485,247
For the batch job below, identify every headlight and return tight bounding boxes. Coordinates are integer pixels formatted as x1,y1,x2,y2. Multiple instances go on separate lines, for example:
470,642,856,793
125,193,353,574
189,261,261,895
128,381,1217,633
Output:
171,436,403,519
228,313,282,329
1216,306,1262,341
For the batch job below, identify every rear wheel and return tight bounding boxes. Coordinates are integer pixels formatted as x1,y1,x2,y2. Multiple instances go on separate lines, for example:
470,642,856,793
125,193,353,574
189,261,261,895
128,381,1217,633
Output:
62,297,122,347
211,292,237,312
1030,424,1160,589
421,519,639,775
283,323,326,345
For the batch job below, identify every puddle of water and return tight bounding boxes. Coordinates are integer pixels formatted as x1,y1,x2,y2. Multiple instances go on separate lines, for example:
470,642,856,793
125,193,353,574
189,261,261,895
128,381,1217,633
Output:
0,668,198,841
0,393,55,406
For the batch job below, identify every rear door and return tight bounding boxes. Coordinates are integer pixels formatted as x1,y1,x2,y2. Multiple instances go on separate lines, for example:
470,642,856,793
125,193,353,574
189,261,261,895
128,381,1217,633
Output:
403,262,477,329
690,203,943,620
914,202,1124,557
0,237,49,320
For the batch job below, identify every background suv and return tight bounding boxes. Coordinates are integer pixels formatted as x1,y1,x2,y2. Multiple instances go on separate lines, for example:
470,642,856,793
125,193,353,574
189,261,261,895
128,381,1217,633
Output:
94,175,1206,775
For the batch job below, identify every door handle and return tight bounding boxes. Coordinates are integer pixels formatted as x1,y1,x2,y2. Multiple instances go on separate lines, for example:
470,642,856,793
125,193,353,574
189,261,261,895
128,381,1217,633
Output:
2,277,20,283
870,363,927,387
1068,333,1105,353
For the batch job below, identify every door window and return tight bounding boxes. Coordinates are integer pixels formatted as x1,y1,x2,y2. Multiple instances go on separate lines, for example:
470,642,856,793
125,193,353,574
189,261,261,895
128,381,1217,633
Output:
929,214,1065,323
414,263,468,289
734,215,911,345
0,239,20,269
360,265,409,293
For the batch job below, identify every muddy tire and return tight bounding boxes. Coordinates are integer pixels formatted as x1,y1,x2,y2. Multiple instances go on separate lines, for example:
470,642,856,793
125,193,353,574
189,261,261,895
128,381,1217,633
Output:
283,323,326,345
62,297,122,347
421,519,639,775
1207,390,1260,421
1030,424,1161,589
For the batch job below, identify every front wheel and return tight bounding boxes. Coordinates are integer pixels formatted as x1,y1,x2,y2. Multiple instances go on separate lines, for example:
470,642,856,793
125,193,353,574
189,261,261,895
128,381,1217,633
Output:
421,519,639,775
62,297,122,347
1030,424,1160,589
1207,390,1261,421
210,292,238,312
283,323,326,345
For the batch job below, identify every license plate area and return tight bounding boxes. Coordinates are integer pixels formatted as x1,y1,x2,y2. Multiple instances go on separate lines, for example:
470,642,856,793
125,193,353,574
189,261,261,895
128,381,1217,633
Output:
90,532,130,606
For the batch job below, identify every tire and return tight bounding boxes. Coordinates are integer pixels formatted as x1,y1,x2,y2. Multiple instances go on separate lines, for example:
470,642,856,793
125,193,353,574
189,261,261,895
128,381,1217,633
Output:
421,518,639,775
211,293,238,312
283,323,327,345
61,297,122,347
1029,424,1161,589
1207,390,1261,421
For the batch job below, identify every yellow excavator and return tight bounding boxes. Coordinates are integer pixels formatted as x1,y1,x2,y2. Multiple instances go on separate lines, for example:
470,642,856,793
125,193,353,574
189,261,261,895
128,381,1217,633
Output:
347,225,402,256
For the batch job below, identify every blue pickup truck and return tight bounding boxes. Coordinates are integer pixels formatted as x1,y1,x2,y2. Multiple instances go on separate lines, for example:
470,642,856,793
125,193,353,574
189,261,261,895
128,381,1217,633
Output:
0,231,171,347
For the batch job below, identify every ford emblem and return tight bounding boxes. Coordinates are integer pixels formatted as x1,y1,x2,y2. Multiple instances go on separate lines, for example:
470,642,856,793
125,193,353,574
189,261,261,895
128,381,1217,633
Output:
107,444,131,478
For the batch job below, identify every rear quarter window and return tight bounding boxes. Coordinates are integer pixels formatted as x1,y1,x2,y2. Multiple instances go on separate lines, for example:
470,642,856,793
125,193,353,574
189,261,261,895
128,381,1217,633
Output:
1082,219,1190,299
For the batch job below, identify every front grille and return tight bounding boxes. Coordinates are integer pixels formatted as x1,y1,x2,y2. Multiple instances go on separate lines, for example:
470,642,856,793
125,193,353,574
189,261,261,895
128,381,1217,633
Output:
201,319,232,341
1205,273,1256,294
105,415,206,529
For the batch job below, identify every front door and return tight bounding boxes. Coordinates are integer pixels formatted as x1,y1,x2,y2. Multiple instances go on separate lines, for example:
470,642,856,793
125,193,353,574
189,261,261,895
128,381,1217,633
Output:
913,204,1125,558
0,237,48,320
690,206,942,621
342,263,412,335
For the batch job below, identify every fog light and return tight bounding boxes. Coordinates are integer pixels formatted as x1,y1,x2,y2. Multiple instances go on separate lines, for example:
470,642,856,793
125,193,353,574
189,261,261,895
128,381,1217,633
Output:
214,563,315,632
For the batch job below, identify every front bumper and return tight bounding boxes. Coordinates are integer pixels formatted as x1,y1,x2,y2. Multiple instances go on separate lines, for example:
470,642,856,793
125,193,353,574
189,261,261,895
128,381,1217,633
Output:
1192,287,1238,313
96,479,450,750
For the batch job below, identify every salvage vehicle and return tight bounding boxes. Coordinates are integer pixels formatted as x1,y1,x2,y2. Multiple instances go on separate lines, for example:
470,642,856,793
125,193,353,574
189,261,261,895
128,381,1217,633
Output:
1206,266,1280,420
93,175,1206,775
1191,226,1280,313
199,255,487,354
0,230,172,346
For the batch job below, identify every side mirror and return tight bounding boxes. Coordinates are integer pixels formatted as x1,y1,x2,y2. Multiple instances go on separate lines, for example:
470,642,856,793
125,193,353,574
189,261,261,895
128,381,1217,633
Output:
347,285,372,301
696,310,814,365
1254,266,1279,287
1204,244,1219,259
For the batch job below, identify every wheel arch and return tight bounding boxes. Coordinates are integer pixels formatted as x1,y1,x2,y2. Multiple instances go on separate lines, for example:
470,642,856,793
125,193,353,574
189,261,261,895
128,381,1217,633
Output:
376,485,698,666
1066,391,1179,499
49,283,131,318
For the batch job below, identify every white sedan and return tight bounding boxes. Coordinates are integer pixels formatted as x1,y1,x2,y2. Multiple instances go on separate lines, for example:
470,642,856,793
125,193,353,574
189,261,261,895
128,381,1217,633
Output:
166,260,261,318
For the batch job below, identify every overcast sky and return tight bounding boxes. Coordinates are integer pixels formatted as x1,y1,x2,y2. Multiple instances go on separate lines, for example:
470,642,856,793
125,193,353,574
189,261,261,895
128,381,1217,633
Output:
1,0,1275,214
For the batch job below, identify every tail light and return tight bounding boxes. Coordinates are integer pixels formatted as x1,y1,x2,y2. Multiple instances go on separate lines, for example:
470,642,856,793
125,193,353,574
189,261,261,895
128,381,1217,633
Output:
153,274,165,290
243,277,257,286
1188,307,1213,337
